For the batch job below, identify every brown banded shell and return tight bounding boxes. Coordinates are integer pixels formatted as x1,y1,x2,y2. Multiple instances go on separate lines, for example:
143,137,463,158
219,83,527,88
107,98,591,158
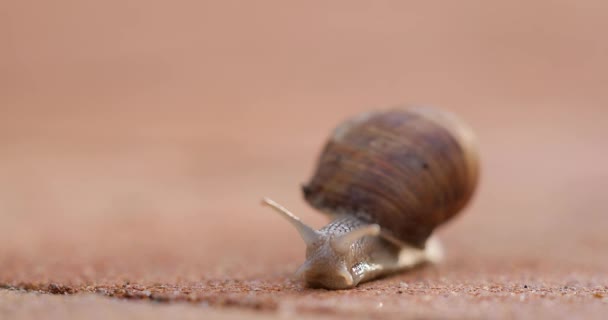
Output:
302,107,479,248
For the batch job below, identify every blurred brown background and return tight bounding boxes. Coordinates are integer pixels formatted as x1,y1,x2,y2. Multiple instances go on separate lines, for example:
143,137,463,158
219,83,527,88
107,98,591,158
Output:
1,1,607,317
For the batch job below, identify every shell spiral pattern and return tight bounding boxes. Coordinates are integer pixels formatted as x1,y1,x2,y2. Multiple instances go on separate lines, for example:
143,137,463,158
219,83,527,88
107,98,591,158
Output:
302,107,479,248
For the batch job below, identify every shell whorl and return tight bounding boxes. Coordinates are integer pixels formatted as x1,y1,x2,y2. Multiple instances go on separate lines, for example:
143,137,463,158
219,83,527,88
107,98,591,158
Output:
302,107,479,248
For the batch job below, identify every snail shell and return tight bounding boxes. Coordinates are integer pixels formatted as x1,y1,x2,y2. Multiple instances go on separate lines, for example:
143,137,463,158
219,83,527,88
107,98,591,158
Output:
262,106,479,289
302,107,479,248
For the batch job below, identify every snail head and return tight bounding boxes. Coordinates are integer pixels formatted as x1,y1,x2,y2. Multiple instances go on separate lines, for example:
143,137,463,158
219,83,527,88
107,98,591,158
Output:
261,197,380,289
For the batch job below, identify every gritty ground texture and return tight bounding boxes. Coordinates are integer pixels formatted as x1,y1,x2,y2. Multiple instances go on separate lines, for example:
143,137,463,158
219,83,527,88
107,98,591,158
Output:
2,265,608,320
2,1,608,319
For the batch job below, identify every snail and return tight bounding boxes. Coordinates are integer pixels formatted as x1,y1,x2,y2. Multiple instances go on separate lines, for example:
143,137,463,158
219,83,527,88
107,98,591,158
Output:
262,106,479,289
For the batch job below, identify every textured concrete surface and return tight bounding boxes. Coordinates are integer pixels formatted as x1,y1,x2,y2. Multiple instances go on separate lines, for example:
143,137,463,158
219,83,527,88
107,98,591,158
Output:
1,1,608,319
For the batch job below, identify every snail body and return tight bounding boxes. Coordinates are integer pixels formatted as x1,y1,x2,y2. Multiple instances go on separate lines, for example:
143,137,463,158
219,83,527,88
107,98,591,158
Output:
263,107,479,289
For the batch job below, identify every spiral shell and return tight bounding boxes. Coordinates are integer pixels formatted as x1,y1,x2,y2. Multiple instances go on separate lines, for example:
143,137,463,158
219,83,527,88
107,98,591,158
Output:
302,107,479,248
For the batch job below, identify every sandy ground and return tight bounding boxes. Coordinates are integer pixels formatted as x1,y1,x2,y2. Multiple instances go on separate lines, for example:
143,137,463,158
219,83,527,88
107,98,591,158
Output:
1,1,608,319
